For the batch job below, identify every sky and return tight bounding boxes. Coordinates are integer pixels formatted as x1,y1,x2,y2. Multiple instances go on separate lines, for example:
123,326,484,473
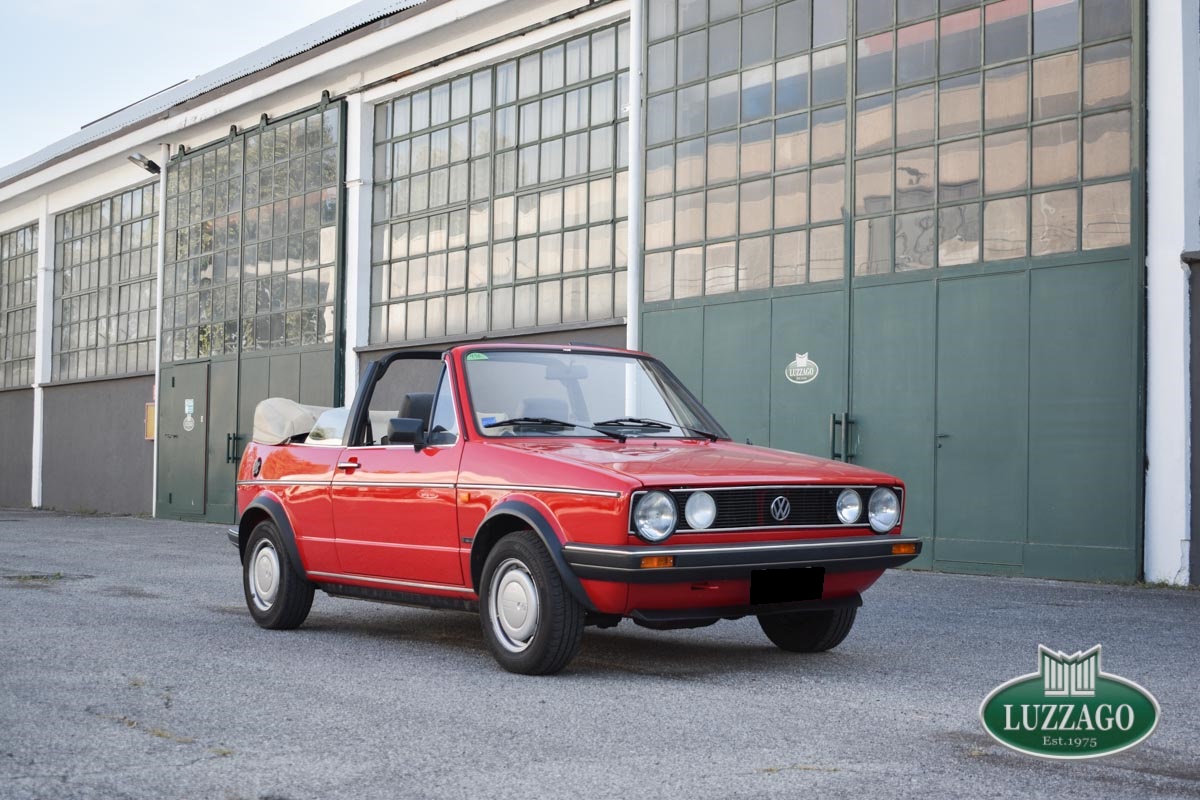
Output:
0,0,364,169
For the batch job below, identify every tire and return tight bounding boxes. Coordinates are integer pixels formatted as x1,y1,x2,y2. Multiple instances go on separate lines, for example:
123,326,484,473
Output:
479,531,585,675
757,607,857,653
242,520,314,630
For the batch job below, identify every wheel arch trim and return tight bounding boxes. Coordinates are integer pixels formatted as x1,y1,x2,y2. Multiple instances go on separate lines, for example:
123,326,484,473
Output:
471,499,597,612
237,495,308,580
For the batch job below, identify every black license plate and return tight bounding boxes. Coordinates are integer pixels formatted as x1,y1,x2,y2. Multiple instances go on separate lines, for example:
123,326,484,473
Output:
750,567,825,605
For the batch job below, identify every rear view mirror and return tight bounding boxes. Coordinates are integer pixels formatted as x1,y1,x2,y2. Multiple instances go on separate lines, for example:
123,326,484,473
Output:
387,417,426,448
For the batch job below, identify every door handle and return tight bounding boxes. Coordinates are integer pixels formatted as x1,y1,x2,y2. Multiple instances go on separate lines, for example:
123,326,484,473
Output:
225,433,243,464
829,412,853,462
936,432,950,449
337,461,360,470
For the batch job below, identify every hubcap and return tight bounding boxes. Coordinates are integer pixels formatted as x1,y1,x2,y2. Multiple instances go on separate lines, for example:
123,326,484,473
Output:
248,539,280,612
490,558,540,653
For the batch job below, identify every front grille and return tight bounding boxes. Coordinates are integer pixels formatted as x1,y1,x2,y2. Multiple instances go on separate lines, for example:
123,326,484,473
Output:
630,485,900,532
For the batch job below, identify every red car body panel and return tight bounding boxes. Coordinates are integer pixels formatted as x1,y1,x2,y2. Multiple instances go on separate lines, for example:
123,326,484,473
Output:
236,343,916,620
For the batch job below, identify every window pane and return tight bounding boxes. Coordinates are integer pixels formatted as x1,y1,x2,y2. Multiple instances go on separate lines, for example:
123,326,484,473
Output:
674,246,704,297
856,93,893,154
773,230,807,285
742,9,775,68
645,251,672,301
808,225,844,282
708,76,739,129
858,0,894,33
812,46,848,105
897,21,936,84
740,122,773,177
985,0,1029,64
1083,41,1131,110
1033,52,1078,119
775,171,809,228
811,105,846,163
896,147,935,209
1032,188,1078,254
856,154,893,214
677,84,707,137
705,241,736,294
985,63,1029,129
676,191,705,243
810,164,846,222
677,137,706,189
1083,110,1131,179
854,217,892,275
1082,180,1130,249
984,196,1028,260
1034,0,1078,53
777,0,812,57
678,30,708,84
739,179,772,234
707,186,737,239
984,129,1029,194
708,131,739,184
857,32,894,94
741,66,774,122
710,20,740,75
738,235,771,290
812,2,847,46
938,204,980,266
895,209,935,270
1032,119,1078,186
1083,0,1130,42
939,73,981,138
896,83,936,146
775,113,810,170
777,55,810,114
940,9,981,73
939,138,980,202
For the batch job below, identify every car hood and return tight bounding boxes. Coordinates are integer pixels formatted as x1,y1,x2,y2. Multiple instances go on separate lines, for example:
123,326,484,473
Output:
492,439,898,488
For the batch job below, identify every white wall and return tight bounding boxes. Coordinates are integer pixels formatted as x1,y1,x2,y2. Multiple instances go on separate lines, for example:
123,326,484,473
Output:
1145,0,1198,584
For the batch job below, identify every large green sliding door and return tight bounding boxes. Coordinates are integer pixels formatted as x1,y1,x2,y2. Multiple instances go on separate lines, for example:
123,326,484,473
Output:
157,101,345,523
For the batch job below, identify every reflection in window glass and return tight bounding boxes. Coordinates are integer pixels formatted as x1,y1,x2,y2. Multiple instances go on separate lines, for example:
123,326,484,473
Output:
1083,41,1131,109
1082,180,1130,250
1083,110,1131,179
939,73,981,138
854,217,892,275
985,130,1029,194
857,32,894,94
895,209,935,270
1033,52,1079,119
811,46,848,105
897,147,936,209
1032,188,1078,254
1083,0,1130,42
984,196,1028,260
985,63,1029,129
705,241,737,294
985,0,1029,65
938,204,980,266
1034,0,1079,54
811,105,846,163
773,230,807,285
857,94,893,154
896,84,936,146
897,21,937,84
738,235,771,289
1032,119,1079,186
940,9,981,73
856,154,893,214
808,225,844,281
939,138,980,202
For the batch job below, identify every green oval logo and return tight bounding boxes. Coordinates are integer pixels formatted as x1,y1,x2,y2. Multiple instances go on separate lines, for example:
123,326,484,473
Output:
980,645,1160,759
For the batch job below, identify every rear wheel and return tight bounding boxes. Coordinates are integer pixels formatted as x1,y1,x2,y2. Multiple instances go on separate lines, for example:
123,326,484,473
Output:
757,607,857,652
242,520,314,630
480,531,585,675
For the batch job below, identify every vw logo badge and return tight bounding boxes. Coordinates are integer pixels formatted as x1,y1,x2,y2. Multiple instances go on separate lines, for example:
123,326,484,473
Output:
770,496,791,522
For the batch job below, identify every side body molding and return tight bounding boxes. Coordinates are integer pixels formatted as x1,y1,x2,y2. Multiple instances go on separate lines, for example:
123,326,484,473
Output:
472,499,597,612
238,495,308,580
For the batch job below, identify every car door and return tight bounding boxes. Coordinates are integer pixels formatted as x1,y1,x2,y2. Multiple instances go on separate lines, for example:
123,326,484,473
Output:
330,364,464,586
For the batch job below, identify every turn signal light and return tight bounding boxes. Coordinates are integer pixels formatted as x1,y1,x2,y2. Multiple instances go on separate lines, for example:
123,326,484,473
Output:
640,555,675,569
892,542,917,555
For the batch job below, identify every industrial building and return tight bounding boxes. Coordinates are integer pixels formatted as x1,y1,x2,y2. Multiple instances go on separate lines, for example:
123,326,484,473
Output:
0,0,1192,585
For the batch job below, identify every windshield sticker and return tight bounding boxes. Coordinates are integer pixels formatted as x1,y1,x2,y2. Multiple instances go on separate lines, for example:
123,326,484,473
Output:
465,352,488,361
785,353,819,385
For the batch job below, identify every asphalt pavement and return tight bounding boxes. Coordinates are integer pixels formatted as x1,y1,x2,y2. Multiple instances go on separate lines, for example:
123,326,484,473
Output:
1,509,1197,799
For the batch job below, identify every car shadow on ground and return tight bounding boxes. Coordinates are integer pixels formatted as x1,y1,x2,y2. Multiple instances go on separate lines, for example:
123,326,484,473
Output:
295,599,853,679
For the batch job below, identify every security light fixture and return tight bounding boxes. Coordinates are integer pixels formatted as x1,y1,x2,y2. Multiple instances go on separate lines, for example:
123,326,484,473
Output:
127,152,160,174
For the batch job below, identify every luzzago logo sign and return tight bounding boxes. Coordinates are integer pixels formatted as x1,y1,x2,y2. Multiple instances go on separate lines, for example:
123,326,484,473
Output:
980,645,1160,759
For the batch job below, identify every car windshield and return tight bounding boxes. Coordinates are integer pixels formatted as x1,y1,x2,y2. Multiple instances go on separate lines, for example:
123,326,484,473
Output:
462,349,728,440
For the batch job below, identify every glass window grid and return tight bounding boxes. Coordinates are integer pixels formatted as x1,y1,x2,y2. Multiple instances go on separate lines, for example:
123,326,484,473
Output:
642,0,1134,302
51,185,158,382
0,223,38,389
161,107,342,363
370,22,631,345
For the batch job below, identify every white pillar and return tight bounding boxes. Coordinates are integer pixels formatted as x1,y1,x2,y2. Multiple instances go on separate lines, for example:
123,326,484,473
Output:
1144,0,1198,584
151,143,170,517
30,198,53,508
343,93,372,404
624,0,645,351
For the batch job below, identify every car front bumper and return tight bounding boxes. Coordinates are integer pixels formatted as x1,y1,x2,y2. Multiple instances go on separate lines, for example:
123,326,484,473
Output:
562,535,922,583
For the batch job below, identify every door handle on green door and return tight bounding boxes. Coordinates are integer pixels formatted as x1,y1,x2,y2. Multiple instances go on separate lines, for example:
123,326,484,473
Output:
829,413,842,460
936,433,950,448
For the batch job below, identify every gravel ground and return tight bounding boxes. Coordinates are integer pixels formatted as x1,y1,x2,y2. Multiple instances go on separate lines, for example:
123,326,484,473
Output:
0,508,1196,799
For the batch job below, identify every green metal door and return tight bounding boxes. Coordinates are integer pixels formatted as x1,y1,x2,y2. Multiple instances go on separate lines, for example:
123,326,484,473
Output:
157,363,208,516
932,273,1029,572
770,290,848,459
205,359,239,522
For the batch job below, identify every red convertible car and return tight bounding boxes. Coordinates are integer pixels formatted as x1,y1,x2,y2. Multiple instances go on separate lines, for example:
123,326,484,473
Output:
232,343,920,674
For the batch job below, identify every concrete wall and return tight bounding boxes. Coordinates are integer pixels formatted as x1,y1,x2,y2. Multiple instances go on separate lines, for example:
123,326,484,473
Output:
0,389,33,507
42,376,154,515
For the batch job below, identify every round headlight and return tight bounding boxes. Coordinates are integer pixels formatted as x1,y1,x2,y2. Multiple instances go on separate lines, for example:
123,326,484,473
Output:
634,491,677,541
868,487,901,533
836,489,862,524
684,491,717,530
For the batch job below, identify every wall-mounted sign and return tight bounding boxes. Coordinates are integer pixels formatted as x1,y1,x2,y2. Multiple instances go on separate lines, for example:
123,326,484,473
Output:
144,403,156,441
785,352,819,385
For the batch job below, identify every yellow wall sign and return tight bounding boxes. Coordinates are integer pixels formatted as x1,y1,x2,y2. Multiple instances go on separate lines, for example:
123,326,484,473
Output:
145,402,156,441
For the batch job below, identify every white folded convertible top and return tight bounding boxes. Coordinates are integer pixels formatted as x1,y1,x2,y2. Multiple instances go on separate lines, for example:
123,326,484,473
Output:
252,397,330,445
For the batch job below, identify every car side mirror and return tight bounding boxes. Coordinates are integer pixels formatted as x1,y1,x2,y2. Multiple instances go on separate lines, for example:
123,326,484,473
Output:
387,417,426,448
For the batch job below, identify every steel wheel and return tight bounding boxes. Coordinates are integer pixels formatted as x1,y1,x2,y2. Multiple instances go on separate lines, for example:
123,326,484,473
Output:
247,537,281,612
489,557,541,653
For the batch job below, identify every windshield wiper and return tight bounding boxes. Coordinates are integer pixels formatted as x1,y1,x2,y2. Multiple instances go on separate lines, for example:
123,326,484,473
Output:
592,417,719,442
483,417,625,442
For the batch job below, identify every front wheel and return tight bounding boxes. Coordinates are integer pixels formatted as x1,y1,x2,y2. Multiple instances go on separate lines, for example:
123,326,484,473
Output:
757,607,857,652
479,531,585,675
242,520,314,630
